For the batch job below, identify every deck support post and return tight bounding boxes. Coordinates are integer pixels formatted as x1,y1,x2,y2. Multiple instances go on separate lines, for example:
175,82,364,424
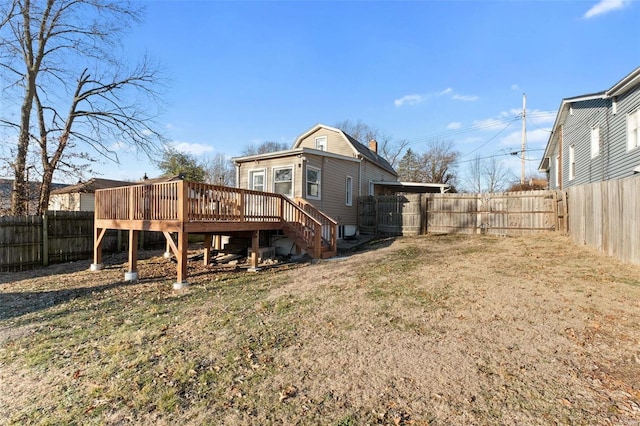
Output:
214,235,222,250
125,229,139,281
203,234,213,266
248,230,261,272
174,231,189,289
164,236,172,258
91,227,107,271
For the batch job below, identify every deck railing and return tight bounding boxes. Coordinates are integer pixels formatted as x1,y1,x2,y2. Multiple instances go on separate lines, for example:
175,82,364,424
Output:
95,181,336,257
295,197,338,252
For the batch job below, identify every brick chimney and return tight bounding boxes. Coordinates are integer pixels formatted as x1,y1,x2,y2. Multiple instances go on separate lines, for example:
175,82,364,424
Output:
368,139,378,154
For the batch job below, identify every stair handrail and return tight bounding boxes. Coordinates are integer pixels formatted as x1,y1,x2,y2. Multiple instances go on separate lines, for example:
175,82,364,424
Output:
294,197,338,253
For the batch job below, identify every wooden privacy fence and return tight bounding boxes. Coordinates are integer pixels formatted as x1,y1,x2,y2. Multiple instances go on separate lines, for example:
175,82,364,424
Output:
0,211,163,272
359,190,565,236
567,175,640,266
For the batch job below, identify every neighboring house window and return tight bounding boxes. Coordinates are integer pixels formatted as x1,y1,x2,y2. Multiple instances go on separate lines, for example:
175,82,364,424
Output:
306,166,321,199
554,155,559,187
369,181,375,196
590,125,600,159
569,145,575,180
345,176,353,206
315,136,327,151
249,169,265,191
273,166,293,198
628,109,639,151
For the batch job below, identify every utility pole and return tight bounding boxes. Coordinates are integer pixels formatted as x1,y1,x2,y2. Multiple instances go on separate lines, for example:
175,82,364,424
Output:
521,93,526,185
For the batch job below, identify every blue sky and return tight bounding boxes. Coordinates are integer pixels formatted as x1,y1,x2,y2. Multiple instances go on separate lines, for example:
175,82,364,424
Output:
43,0,640,184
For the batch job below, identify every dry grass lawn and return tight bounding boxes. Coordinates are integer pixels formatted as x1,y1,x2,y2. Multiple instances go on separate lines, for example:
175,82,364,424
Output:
1,233,639,425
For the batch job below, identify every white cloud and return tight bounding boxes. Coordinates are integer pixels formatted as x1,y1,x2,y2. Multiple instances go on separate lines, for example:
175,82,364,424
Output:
499,128,551,147
394,87,477,108
447,122,462,130
584,0,630,18
394,94,425,107
511,84,521,91
110,141,133,152
171,141,214,155
452,94,479,102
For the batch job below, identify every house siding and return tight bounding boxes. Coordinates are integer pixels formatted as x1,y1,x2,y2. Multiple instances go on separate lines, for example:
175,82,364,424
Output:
237,156,303,198
80,193,96,211
297,128,356,158
609,88,640,179
545,73,640,190
561,98,609,188
361,160,397,196
302,154,360,226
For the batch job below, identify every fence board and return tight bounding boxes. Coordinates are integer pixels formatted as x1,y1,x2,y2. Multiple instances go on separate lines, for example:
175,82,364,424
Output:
567,175,640,266
359,190,560,237
0,211,164,272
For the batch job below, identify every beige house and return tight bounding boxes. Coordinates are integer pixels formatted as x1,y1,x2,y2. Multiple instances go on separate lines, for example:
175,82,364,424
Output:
233,124,398,238
48,178,133,211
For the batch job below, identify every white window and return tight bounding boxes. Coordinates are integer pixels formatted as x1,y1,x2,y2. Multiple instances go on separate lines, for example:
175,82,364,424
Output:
249,169,265,191
345,176,353,206
628,110,639,151
554,155,559,187
369,181,375,196
306,166,321,199
273,166,293,198
569,145,575,180
590,125,600,159
315,136,327,151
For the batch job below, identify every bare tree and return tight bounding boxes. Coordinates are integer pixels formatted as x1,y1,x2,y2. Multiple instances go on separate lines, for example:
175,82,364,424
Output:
0,0,165,215
484,156,513,193
335,119,408,169
242,141,289,156
202,152,235,186
397,148,422,181
462,154,514,193
419,140,459,185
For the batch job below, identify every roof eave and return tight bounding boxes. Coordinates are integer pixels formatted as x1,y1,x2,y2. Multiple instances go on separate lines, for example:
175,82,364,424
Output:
606,66,640,97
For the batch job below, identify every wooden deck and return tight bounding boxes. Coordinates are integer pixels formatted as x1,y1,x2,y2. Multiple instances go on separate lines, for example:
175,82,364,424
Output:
92,180,337,286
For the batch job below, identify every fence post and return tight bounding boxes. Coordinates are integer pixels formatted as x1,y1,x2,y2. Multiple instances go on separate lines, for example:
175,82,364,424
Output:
42,212,49,266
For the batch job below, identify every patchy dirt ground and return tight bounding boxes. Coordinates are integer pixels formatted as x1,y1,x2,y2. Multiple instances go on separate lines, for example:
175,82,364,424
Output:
1,233,639,425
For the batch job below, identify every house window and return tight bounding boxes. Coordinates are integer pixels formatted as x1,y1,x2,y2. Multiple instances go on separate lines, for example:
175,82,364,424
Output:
590,125,600,159
369,181,375,196
569,145,575,180
554,155,559,187
315,136,327,151
306,166,321,199
628,109,639,151
273,166,293,198
249,169,265,191
345,176,353,206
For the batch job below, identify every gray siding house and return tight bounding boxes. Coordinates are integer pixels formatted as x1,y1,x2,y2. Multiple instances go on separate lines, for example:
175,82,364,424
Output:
233,124,398,239
539,67,640,189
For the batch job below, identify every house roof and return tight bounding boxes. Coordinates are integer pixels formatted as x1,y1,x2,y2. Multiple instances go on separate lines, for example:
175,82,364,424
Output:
50,178,133,195
292,124,398,176
49,174,184,195
539,67,640,172
371,180,451,193
233,147,361,164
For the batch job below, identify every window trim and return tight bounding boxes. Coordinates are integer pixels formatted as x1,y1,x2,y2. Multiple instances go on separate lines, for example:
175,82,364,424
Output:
248,168,266,192
590,125,600,159
272,165,294,198
345,175,353,206
315,136,327,151
569,144,575,181
628,109,639,151
306,166,321,200
554,155,559,188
